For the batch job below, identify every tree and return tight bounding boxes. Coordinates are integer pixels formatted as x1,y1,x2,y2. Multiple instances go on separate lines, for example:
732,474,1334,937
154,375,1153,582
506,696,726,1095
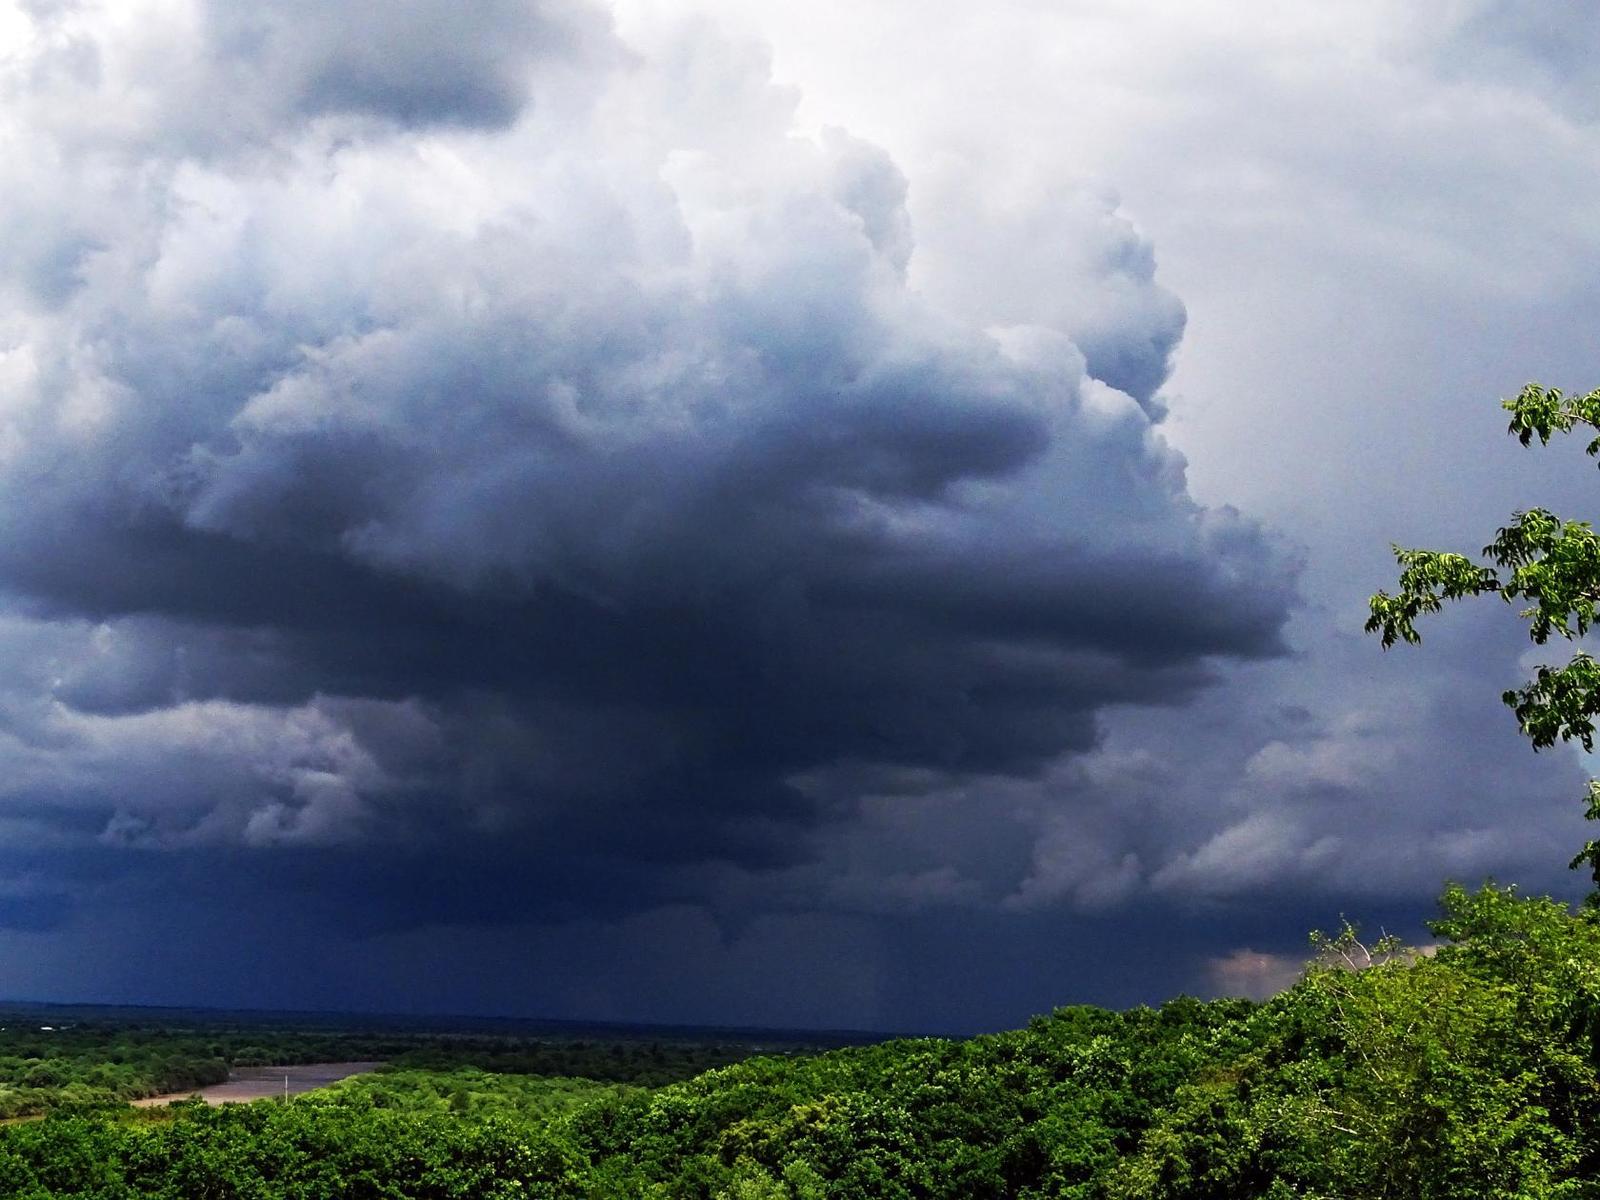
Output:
1366,382,1600,887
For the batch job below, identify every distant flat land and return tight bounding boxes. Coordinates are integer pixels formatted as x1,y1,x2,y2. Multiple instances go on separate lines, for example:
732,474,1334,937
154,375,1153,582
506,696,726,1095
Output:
0,999,895,1044
0,1001,886,1122
132,1061,384,1107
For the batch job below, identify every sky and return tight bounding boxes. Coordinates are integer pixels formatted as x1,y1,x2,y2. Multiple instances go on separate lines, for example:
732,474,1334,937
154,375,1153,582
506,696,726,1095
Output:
0,0,1596,1034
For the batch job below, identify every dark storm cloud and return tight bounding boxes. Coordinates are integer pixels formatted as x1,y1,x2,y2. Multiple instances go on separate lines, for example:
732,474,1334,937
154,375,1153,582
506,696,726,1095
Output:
0,0,1591,1037
10,0,606,161
203,0,583,130
0,0,1301,1012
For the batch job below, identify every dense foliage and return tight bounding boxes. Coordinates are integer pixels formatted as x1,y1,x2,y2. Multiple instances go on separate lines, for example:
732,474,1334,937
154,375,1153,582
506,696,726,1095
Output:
1,882,1598,1196
564,884,1600,1198
0,1020,791,1119
0,1028,228,1118
318,1069,639,1120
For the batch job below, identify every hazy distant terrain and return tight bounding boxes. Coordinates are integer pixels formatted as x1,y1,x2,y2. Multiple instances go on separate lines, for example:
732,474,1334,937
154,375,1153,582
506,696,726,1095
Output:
0,1002,849,1121
0,887,1596,1197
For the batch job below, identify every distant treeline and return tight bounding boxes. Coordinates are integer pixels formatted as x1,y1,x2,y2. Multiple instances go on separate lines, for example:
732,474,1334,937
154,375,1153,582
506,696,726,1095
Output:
1,882,1598,1197
0,1023,801,1119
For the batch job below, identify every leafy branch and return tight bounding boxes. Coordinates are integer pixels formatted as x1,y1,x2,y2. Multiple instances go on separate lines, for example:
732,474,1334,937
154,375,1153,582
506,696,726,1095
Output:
1367,383,1600,888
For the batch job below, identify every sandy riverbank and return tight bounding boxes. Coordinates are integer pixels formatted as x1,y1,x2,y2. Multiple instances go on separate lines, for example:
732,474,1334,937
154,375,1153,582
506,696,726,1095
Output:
132,1061,384,1107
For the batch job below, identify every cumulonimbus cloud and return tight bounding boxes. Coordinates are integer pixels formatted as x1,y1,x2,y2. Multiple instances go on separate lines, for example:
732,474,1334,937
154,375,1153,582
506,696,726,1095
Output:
0,0,1294,919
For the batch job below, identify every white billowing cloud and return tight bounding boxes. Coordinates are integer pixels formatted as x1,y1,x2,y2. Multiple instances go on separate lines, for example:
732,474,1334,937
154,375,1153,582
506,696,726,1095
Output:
77,695,419,848
1244,711,1402,794
622,0,1600,544
1153,810,1341,898
1002,749,1168,911
0,612,435,851
1006,838,1141,912
912,174,1185,413
1206,947,1305,1000
0,0,1240,591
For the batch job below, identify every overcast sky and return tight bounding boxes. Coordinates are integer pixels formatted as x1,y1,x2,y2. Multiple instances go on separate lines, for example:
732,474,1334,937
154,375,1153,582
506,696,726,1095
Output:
0,0,1596,1033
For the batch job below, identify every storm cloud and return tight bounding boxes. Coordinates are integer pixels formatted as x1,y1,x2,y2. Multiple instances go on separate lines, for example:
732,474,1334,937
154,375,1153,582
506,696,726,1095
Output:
0,0,1297,953
5,0,1598,1037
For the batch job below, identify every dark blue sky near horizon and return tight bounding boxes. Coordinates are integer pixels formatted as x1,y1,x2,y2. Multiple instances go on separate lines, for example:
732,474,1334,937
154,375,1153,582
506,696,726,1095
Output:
0,0,1597,1033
